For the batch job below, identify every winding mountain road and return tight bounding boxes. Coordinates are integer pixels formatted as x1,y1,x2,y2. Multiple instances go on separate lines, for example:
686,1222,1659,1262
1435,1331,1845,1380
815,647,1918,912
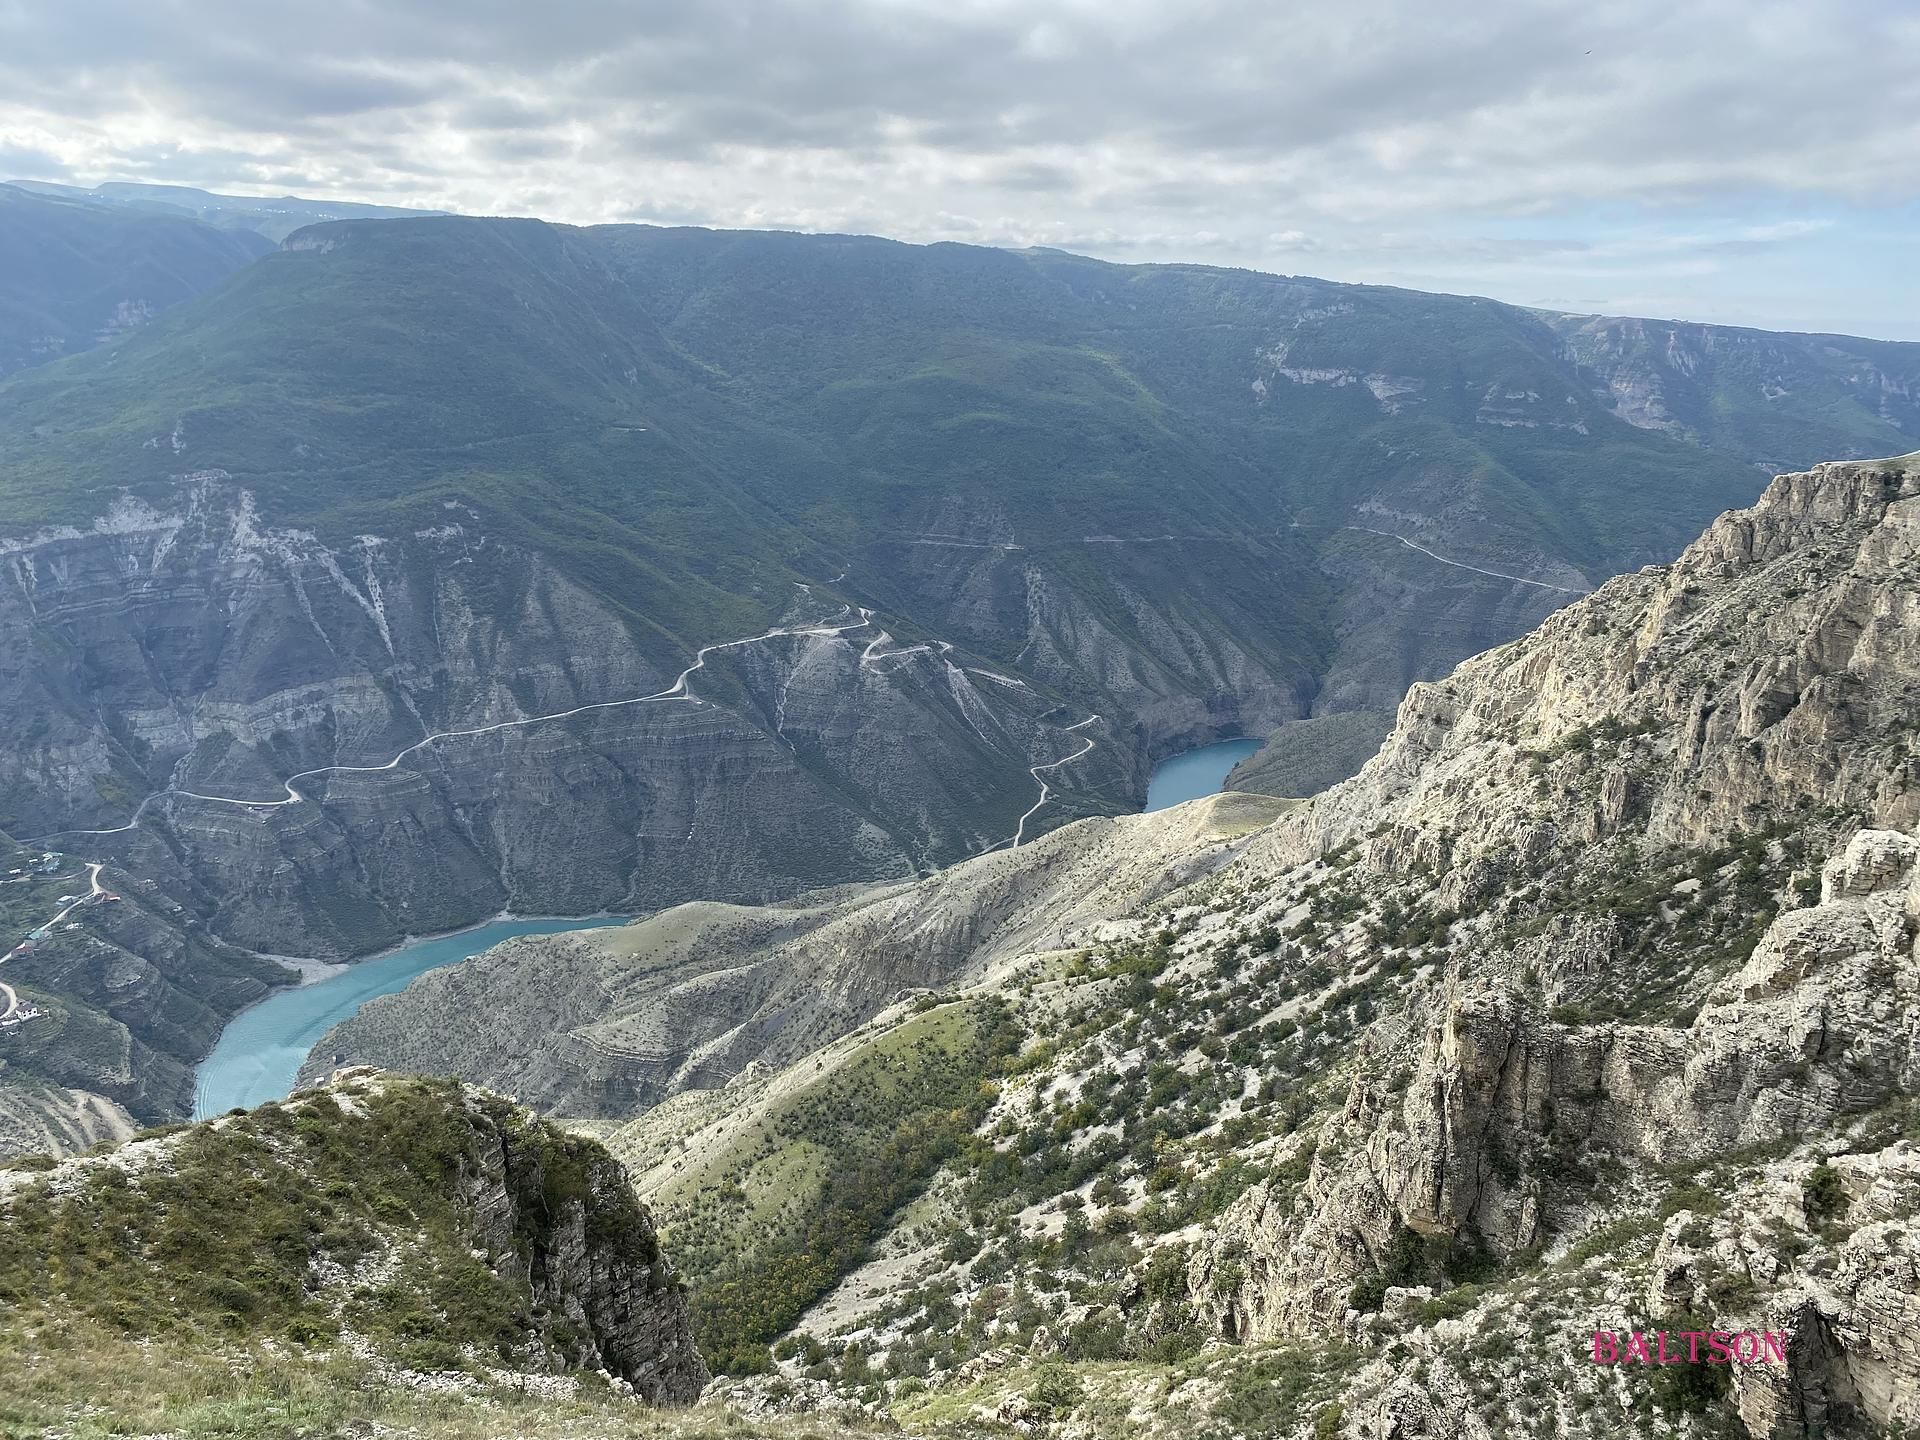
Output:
0,861,105,1023
32,613,878,839
29,608,1102,855
1343,525,1590,596
1007,714,1101,849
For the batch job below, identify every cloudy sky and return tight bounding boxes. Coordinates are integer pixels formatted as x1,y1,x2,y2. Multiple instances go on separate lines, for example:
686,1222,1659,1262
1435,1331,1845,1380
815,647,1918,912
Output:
3,0,1916,338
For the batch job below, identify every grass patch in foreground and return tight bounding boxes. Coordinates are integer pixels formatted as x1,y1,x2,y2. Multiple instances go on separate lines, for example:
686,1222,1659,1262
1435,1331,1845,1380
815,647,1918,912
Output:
0,1318,882,1440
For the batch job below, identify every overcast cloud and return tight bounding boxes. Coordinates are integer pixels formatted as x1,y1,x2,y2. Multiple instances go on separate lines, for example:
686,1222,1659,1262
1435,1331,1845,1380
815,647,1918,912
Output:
2,0,1916,336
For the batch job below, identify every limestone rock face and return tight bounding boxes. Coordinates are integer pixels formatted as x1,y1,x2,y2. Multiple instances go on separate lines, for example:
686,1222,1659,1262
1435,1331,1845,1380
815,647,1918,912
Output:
1646,1143,1920,1437
1196,816,1920,1346
1246,455,1920,881
1546,314,1920,470
1823,828,1920,901
457,1082,710,1402
2,482,1138,963
1188,459,1920,1376
0,874,291,1128
1339,1357,1496,1440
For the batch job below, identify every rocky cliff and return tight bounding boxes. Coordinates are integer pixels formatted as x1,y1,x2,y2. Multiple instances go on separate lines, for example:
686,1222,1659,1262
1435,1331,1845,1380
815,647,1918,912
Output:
1243,452,1920,880
445,453,1920,1439
1191,826,1920,1351
1,481,1140,947
0,1069,709,1403
14,453,1920,1439
1170,457,1920,1425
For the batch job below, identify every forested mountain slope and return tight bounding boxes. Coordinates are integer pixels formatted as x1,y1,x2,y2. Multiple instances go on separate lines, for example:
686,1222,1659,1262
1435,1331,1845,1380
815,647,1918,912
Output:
1,215,1914,1148
0,182,270,377
336,453,1920,1437
11,432,1920,1437
9,178,443,241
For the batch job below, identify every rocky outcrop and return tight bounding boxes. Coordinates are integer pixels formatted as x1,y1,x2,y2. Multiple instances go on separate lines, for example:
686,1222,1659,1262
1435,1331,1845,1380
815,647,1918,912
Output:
1646,1142,1920,1437
1213,817,1920,1336
1246,453,1920,881
0,1069,709,1402
456,1075,710,1401
1189,459,1920,1365
1194,816,1920,1348
1338,1358,1495,1440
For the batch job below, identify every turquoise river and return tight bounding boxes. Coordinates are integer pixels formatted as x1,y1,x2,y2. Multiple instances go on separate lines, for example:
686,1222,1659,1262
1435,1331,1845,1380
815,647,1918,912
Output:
194,741,1257,1114
1142,737,1261,812
193,916,626,1117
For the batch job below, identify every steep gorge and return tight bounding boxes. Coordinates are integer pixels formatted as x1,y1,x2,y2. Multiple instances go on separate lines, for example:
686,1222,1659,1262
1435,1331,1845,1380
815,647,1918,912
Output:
370,452,1920,1439
3,218,1913,1156
12,451,1920,1439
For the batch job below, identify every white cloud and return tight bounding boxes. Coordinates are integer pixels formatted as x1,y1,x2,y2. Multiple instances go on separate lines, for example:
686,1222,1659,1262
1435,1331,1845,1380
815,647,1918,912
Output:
1,0,1914,334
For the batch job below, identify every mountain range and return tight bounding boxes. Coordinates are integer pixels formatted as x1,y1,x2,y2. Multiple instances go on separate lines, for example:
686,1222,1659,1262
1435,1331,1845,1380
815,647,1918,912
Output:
0,186,1917,1196
10,450,1918,1439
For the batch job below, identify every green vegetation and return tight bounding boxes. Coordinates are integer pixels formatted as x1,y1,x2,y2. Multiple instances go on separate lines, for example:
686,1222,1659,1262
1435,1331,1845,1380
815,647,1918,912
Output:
759,904,1413,1390
1486,815,1839,1025
0,216,1782,691
0,183,268,379
0,1076,648,1377
1803,1163,1847,1225
639,999,1024,1372
1209,1344,1359,1439
0,1319,883,1440
1347,1221,1498,1314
